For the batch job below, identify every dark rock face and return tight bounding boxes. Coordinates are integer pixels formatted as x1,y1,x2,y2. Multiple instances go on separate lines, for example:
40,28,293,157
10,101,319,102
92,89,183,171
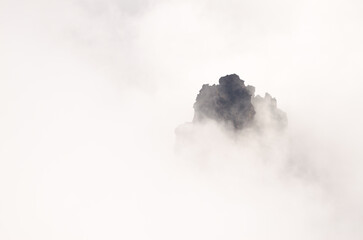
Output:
193,74,255,129
192,74,287,130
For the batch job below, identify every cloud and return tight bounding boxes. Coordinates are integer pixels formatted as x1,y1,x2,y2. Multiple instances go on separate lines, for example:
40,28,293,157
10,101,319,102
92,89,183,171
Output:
1,0,363,239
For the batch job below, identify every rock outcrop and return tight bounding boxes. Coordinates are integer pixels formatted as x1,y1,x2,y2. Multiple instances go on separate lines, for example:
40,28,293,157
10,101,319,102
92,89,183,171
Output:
192,74,287,130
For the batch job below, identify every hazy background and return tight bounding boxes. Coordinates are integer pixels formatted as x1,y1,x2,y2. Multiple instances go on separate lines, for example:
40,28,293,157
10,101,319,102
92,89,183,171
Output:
1,0,363,239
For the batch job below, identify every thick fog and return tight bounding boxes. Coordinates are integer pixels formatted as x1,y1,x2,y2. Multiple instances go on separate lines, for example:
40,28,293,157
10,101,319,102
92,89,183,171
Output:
1,0,363,239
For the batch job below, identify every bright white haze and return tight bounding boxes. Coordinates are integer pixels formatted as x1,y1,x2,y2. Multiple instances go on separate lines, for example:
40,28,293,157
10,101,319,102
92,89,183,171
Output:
1,0,363,239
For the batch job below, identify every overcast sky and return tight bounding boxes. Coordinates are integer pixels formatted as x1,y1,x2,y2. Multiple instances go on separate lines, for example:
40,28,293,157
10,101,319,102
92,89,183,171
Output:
1,0,363,239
